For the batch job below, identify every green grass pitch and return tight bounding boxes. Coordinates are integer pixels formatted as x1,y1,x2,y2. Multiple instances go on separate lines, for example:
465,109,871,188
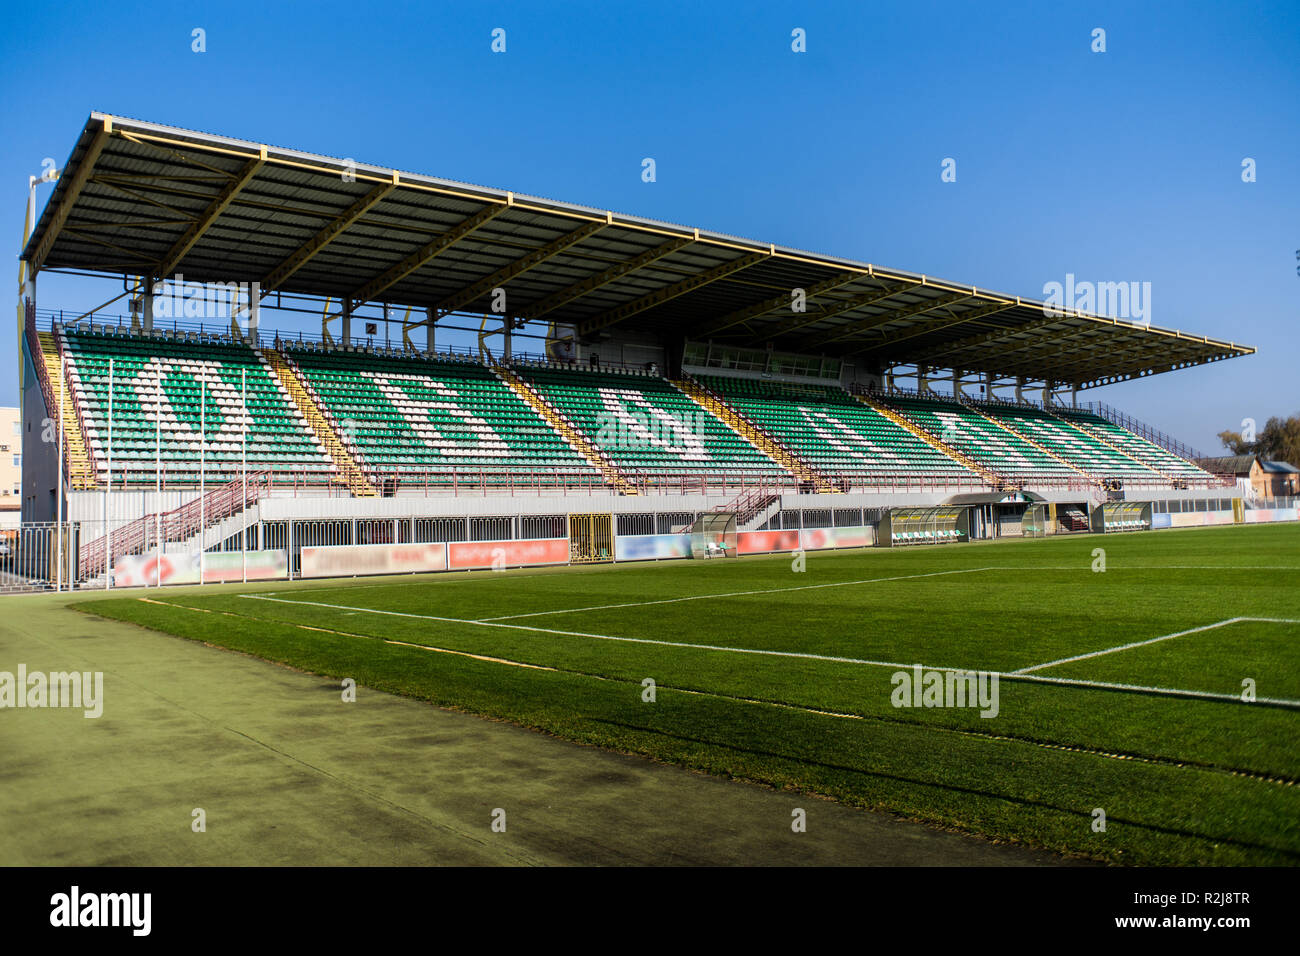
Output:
78,523,1300,865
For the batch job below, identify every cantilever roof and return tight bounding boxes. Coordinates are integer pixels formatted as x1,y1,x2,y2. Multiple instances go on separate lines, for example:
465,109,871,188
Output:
23,113,1253,388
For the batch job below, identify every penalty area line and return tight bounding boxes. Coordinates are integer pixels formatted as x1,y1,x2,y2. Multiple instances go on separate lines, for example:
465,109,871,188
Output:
476,566,997,621
137,601,1294,782
234,595,1300,709
475,566,1300,623
1015,616,1300,675
136,597,558,671
238,593,946,669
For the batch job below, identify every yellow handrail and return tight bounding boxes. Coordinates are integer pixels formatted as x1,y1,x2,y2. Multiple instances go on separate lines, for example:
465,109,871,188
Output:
493,365,638,495
261,348,377,496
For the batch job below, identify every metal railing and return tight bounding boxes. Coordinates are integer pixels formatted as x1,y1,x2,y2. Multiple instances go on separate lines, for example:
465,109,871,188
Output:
360,468,619,497
0,523,75,594
714,480,783,525
80,470,271,576
35,310,1234,500
1081,401,1210,462
24,302,77,488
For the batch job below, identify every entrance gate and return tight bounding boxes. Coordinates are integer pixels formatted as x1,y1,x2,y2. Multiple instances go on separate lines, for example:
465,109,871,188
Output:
568,513,613,563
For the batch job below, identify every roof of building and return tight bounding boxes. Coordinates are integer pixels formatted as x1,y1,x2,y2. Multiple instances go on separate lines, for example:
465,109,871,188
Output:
945,490,1046,505
1194,455,1256,475
23,113,1254,388
1260,459,1300,474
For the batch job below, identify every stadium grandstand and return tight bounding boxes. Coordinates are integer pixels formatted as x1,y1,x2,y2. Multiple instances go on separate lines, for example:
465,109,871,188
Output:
13,112,1274,590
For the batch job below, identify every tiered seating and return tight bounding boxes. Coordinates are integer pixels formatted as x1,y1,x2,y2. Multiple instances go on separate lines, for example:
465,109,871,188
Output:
696,376,973,479
517,366,784,478
62,327,334,484
61,328,1213,495
978,404,1159,479
883,395,1077,479
1053,408,1211,479
286,348,599,481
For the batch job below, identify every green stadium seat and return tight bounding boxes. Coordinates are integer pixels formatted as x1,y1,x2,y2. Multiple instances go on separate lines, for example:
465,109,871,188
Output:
286,348,600,486
696,376,975,481
884,394,1076,480
976,402,1164,480
1052,407,1212,480
62,327,335,485
517,366,784,480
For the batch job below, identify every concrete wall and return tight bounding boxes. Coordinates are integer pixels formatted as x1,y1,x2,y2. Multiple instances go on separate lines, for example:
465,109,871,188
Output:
60,478,1247,543
20,342,61,524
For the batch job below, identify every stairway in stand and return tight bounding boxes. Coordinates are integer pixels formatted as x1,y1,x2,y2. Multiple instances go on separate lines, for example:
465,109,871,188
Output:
672,375,843,493
35,330,97,489
493,364,639,495
1038,405,1175,481
857,392,1004,487
261,348,377,496
955,396,1097,484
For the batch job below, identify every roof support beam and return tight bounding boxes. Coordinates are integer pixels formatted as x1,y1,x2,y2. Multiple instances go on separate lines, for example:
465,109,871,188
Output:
694,269,865,338
62,217,195,231
802,289,970,349
117,130,238,177
92,173,353,222
158,148,267,277
432,216,610,316
59,229,162,266
89,175,240,218
87,172,233,186
854,298,1018,356
523,234,695,319
988,348,1099,378
754,278,922,344
30,117,113,272
1014,341,1228,381
959,332,1102,367
577,249,771,337
994,340,1154,378
261,174,398,294
906,308,1064,363
45,261,164,273
347,199,511,310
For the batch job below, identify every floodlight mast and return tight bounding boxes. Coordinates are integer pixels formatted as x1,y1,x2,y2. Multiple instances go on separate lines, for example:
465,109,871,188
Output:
19,165,61,394
22,165,60,272
20,166,60,581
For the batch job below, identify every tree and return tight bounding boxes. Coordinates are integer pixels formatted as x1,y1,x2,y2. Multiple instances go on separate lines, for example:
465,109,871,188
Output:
1219,413,1300,467
1217,429,1254,455
1259,415,1300,467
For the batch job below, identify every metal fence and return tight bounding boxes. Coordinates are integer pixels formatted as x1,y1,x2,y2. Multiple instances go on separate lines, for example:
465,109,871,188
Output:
0,523,75,594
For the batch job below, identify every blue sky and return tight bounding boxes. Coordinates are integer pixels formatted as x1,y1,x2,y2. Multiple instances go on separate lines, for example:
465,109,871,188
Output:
3,0,1296,452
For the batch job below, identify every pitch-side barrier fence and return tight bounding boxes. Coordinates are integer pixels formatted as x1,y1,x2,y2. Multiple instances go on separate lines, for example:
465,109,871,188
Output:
4,491,1291,594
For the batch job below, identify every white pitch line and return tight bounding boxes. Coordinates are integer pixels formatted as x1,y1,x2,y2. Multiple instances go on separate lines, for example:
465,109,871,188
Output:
477,565,1300,622
142,598,1300,757
477,566,996,621
1014,619,1247,674
250,566,595,597
1002,671,1300,708
235,595,1300,708
1014,616,1300,675
245,564,1300,600
977,565,1300,571
239,593,956,669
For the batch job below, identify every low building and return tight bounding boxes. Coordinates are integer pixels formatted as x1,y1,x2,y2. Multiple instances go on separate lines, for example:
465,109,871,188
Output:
1196,455,1299,499
1260,460,1300,497
0,407,20,517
